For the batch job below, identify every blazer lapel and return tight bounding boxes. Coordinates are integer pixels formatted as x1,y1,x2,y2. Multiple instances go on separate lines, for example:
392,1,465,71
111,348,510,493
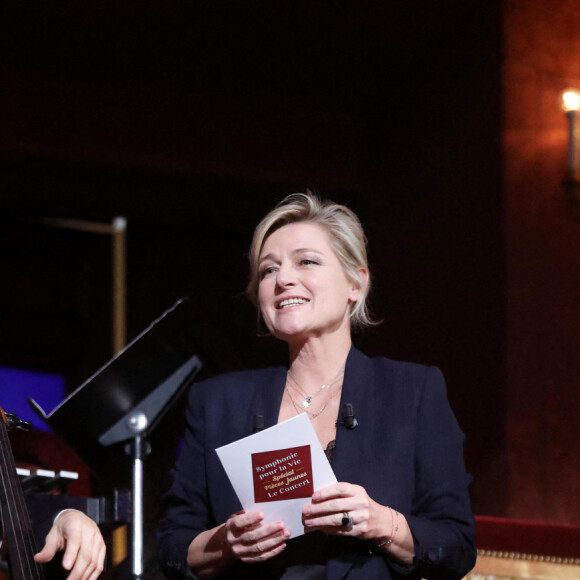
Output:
328,347,375,580
333,346,374,482
262,365,287,429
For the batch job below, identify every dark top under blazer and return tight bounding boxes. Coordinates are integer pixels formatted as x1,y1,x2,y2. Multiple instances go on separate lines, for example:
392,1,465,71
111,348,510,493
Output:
157,347,476,579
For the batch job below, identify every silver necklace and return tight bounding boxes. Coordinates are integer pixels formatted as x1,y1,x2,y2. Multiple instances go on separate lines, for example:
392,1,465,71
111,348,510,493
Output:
285,385,341,420
286,368,344,409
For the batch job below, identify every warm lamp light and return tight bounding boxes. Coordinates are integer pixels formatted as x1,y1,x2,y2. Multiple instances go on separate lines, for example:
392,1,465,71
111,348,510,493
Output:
562,89,580,113
562,89,580,185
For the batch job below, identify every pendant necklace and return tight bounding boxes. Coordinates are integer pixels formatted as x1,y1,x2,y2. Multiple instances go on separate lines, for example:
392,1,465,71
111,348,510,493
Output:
285,367,345,410
285,386,341,420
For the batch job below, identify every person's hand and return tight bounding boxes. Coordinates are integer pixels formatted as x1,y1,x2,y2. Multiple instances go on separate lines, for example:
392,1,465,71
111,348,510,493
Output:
34,509,106,580
223,510,290,563
302,482,388,539
302,482,415,565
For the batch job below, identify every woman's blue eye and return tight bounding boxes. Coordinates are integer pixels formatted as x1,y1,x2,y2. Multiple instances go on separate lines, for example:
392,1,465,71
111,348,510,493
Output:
301,259,318,266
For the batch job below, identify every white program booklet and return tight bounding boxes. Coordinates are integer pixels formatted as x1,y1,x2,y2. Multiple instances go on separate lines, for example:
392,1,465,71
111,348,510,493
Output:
216,413,337,538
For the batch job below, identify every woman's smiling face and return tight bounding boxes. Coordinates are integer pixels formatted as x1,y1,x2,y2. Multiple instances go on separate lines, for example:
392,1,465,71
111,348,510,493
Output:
257,222,361,343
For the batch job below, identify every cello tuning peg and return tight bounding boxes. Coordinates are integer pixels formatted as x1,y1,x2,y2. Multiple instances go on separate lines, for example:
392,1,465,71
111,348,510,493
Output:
5,412,33,431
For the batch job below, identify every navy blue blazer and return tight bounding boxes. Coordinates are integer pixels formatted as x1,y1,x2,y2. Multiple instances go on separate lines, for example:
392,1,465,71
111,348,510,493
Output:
157,347,476,579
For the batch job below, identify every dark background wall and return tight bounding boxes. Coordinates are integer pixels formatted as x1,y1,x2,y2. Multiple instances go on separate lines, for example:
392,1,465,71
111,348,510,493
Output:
4,0,576,574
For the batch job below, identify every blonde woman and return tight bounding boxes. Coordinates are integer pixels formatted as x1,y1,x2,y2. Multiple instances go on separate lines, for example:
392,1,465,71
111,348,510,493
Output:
158,193,476,580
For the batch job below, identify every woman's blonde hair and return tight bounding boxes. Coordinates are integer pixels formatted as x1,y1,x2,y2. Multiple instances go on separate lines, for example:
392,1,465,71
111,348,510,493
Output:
247,192,374,330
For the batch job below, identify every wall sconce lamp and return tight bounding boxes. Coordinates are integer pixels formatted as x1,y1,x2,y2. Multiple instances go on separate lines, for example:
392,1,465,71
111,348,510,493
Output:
562,89,580,198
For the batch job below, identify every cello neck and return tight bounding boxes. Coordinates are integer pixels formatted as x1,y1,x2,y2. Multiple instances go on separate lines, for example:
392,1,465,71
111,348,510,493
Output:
0,408,45,580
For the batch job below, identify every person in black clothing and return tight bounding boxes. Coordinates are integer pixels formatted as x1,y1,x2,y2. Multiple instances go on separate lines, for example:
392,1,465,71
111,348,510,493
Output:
158,193,476,579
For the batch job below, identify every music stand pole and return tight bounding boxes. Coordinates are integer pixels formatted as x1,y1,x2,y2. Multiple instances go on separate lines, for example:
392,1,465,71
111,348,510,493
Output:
127,412,149,578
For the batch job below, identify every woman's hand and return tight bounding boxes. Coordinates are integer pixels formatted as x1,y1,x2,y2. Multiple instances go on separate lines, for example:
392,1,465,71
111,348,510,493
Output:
34,509,106,580
301,482,387,539
223,510,290,563
186,510,290,578
302,482,415,565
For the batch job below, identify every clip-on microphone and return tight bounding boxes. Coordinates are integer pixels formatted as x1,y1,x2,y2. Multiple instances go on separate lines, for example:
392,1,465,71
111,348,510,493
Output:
340,403,358,429
252,414,265,433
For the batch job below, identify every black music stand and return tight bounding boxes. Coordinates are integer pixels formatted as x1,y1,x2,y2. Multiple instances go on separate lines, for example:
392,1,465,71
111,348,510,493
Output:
29,298,203,578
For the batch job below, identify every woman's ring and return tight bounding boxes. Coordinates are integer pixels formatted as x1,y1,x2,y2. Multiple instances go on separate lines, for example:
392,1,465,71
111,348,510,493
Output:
341,511,353,529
